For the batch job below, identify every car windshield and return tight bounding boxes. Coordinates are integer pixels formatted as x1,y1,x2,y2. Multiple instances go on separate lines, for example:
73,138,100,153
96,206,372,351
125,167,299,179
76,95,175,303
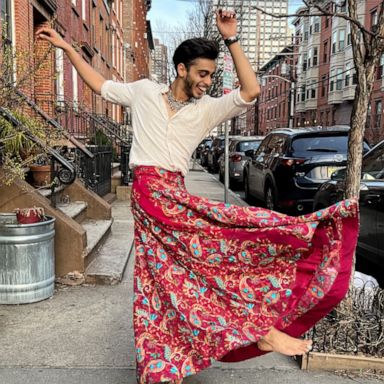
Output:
238,141,262,152
362,144,384,179
291,135,370,156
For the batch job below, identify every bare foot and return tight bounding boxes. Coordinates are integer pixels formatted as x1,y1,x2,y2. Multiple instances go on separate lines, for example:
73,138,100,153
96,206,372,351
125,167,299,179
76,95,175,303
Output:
257,327,312,356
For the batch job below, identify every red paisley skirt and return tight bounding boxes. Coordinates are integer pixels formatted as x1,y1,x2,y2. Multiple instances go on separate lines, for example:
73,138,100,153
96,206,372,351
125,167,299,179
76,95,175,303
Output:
131,166,359,383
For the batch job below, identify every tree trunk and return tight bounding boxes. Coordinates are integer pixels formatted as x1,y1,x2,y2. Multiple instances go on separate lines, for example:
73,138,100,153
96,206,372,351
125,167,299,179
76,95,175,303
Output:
344,63,375,298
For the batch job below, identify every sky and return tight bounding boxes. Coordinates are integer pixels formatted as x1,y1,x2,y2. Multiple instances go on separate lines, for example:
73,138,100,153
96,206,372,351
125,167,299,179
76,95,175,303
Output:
148,1,305,42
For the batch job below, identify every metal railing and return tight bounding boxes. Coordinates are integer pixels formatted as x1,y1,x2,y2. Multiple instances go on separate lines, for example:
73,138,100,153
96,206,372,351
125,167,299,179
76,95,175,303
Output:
32,94,133,194
0,106,76,198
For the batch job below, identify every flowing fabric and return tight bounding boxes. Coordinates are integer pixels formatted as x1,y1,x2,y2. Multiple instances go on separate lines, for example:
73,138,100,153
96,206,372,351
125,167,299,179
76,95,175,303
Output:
131,166,359,384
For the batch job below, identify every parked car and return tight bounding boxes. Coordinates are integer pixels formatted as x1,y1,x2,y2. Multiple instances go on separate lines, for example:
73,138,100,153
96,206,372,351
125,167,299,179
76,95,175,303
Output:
313,140,384,286
199,138,213,167
218,136,264,188
207,135,241,173
243,126,371,214
195,137,212,160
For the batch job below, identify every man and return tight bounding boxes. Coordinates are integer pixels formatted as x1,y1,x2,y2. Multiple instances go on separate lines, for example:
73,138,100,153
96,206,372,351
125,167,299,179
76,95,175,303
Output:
37,9,358,384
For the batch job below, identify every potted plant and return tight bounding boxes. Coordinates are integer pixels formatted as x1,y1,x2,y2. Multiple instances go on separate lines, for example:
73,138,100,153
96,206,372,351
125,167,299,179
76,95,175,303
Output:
14,206,47,224
0,109,55,187
29,153,52,187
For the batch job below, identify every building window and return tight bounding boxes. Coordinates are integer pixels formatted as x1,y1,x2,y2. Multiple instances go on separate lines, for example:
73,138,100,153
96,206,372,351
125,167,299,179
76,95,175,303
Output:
378,54,384,79
55,48,65,103
1,0,12,42
366,103,371,129
314,17,320,33
323,41,328,63
375,100,382,129
72,65,79,110
313,47,318,66
311,81,316,99
1,0,12,81
345,62,351,86
339,0,347,13
347,22,351,45
371,10,378,31
336,68,343,90
330,69,335,91
332,31,337,54
339,30,345,51
321,75,327,97
82,0,86,21
353,72,358,85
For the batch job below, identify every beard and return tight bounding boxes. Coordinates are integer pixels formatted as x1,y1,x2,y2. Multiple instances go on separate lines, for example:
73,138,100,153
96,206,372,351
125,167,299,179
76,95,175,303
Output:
182,74,196,99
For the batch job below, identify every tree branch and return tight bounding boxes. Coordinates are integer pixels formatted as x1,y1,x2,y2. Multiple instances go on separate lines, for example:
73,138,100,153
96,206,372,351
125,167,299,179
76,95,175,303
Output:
251,3,374,38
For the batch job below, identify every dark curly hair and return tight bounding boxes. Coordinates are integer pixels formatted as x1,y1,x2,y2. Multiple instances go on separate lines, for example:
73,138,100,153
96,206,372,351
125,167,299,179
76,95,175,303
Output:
173,38,219,73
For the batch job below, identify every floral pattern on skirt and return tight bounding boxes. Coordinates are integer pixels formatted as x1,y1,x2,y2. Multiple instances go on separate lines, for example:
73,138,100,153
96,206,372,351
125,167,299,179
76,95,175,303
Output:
131,166,359,383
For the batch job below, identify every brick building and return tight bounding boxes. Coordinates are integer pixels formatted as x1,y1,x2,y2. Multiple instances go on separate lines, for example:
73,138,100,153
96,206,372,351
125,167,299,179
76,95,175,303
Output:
0,0,154,124
292,1,384,143
257,46,295,135
122,0,153,83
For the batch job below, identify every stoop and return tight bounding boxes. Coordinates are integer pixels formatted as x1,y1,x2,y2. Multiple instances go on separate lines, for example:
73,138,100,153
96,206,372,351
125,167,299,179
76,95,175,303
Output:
85,199,135,284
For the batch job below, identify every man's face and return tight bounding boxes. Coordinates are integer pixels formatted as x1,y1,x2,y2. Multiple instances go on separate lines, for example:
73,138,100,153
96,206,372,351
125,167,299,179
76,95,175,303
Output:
179,58,216,99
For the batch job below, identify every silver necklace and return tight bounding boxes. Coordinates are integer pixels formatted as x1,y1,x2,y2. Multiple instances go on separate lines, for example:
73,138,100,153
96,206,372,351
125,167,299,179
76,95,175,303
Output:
166,88,195,111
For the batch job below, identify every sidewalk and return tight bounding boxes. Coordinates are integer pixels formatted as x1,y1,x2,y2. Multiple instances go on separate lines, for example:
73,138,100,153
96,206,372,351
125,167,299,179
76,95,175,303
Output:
0,165,381,384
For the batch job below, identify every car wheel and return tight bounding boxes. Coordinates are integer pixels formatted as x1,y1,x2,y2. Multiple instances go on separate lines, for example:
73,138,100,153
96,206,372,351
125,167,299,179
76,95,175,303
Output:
229,178,238,190
264,184,276,211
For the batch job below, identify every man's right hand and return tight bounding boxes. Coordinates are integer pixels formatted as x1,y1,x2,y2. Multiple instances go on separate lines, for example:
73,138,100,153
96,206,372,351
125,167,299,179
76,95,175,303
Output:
36,27,70,51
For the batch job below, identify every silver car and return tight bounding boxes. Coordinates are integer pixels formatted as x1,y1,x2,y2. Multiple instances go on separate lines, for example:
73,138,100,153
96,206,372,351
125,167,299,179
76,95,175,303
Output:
218,136,264,188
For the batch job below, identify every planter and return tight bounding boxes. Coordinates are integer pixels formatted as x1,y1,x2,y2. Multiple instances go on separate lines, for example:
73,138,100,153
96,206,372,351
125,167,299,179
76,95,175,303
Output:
300,351,384,372
0,213,56,304
30,164,52,187
15,207,47,224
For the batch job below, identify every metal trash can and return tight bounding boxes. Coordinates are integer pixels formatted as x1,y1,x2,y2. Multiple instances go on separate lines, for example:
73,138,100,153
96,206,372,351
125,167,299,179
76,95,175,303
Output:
0,213,55,304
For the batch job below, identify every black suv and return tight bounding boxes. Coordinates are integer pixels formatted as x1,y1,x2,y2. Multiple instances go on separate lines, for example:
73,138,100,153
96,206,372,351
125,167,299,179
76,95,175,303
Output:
313,140,384,286
243,126,370,214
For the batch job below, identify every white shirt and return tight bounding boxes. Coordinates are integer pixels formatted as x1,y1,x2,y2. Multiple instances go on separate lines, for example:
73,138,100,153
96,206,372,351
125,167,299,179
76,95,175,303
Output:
101,79,256,176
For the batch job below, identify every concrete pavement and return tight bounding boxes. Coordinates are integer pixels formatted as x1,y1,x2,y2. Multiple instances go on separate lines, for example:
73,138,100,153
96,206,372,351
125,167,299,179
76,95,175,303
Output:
0,165,381,384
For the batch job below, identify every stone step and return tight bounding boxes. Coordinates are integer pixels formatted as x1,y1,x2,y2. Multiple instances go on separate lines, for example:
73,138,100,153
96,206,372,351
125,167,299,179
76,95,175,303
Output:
37,184,66,198
82,218,113,266
85,201,134,285
111,162,120,173
56,201,87,223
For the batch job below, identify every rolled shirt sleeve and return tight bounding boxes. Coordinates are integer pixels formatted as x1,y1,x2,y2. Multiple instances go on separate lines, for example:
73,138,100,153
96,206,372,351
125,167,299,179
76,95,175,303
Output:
204,87,257,130
101,79,149,107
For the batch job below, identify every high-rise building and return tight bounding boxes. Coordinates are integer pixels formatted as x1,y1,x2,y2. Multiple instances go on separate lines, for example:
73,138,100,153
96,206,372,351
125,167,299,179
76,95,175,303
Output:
151,38,168,84
208,1,291,72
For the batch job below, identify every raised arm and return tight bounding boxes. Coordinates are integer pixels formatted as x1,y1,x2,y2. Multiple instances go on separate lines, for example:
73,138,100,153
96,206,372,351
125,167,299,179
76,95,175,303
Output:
216,9,260,102
35,27,106,95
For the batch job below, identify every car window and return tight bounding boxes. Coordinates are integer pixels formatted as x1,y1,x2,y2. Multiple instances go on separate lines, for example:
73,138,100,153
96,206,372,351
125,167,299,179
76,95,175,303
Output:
362,144,384,179
238,141,262,152
267,135,286,155
291,135,369,156
254,136,272,156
